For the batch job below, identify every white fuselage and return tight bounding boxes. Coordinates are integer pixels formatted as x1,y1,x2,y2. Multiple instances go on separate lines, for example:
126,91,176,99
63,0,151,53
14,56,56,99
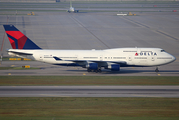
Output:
8,48,176,69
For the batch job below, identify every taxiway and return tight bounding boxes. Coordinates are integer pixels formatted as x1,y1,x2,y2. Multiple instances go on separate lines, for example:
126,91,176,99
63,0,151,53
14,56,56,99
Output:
0,86,179,97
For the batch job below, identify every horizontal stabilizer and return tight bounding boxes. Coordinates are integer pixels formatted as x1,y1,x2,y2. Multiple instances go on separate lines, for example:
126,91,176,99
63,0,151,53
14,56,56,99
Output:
8,51,33,55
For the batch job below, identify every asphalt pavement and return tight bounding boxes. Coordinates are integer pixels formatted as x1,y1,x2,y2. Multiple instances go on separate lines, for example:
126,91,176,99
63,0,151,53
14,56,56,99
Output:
1,86,179,97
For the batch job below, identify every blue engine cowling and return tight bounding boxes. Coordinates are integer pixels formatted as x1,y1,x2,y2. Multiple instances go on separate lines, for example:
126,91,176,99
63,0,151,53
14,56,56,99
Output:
111,64,120,71
105,64,120,71
88,63,98,70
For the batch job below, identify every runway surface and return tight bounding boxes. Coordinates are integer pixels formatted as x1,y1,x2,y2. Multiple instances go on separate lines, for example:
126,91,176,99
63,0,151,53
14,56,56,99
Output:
0,86,179,97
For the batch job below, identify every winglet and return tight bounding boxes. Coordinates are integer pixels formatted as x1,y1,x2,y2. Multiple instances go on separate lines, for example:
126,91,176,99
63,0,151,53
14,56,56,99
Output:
3,25,41,49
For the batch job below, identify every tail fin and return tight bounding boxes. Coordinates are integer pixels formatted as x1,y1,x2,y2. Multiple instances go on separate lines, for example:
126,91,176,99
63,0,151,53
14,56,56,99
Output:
70,1,72,7
3,25,41,49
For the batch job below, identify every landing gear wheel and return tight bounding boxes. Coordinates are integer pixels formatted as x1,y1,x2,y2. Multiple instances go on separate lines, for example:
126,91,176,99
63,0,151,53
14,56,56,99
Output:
87,68,101,73
87,68,91,72
155,67,159,72
95,68,102,73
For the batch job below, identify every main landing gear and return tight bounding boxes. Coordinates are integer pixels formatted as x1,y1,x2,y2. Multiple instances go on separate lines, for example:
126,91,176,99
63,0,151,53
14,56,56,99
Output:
155,67,159,72
87,68,101,73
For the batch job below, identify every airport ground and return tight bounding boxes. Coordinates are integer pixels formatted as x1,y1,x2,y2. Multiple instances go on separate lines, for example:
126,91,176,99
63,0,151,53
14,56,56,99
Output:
0,1,179,76
0,2,179,120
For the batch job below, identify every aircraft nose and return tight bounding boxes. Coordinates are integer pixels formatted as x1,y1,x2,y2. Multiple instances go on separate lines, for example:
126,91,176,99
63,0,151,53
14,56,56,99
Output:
172,55,176,62
170,54,176,63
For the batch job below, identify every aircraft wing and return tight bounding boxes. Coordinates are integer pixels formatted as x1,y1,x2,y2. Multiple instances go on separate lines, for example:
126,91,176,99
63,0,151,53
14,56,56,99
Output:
53,56,127,66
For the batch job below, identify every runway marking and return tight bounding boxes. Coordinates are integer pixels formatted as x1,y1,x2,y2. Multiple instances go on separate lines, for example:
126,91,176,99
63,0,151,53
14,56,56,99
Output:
70,16,84,28
83,73,86,75
156,30,178,41
122,17,178,41
122,17,150,28
70,15,110,49
8,73,11,75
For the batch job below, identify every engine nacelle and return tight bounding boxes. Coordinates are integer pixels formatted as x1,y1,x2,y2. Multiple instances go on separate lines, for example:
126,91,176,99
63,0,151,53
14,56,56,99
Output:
86,63,98,70
105,64,120,71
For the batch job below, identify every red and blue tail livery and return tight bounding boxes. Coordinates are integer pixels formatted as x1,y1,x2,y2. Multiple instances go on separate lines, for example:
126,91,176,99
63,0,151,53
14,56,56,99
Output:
3,25,41,49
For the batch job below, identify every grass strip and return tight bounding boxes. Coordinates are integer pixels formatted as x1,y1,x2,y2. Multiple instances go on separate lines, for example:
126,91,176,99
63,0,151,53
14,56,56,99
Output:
0,76,179,86
0,97,179,120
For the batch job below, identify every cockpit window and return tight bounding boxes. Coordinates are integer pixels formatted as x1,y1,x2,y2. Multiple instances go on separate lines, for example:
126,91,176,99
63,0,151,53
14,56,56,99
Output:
161,50,165,52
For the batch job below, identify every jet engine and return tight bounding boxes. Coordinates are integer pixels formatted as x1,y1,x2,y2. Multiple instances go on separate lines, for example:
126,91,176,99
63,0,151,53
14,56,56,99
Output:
105,64,120,71
86,63,98,70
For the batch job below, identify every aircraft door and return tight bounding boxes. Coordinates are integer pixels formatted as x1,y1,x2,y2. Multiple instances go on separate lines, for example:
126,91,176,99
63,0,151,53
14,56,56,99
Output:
100,55,103,61
128,55,132,61
39,54,43,61
75,55,78,60
151,56,155,61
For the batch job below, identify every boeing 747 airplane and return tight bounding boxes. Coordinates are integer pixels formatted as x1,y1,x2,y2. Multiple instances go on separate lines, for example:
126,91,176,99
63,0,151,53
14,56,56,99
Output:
3,25,176,72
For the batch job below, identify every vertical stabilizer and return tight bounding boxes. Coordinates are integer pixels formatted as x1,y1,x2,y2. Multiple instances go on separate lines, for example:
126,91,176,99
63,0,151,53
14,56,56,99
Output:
70,0,72,8
3,25,41,49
